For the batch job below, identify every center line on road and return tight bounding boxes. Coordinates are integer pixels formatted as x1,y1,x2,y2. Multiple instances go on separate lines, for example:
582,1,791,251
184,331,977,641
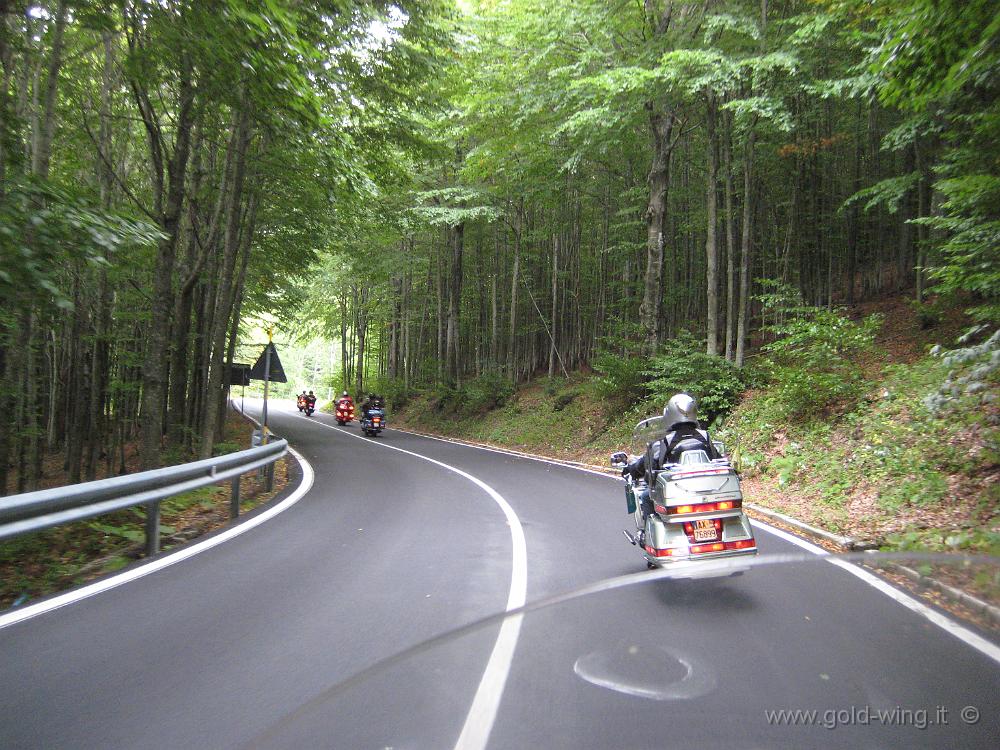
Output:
300,409,527,750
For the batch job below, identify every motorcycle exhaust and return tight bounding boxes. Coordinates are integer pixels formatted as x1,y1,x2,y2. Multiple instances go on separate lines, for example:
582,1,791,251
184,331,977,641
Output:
622,529,639,546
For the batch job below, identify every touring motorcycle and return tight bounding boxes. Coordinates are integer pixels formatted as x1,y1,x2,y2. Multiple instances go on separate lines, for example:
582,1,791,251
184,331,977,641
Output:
360,407,385,437
335,399,355,425
612,415,757,573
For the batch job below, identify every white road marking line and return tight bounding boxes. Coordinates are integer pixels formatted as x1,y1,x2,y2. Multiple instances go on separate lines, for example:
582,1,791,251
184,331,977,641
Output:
390,425,1000,666
0,446,315,631
300,411,527,750
749,519,1000,665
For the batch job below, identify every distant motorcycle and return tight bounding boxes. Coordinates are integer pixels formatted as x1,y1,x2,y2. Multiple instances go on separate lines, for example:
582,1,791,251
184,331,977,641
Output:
303,396,317,417
296,395,307,412
335,399,355,425
360,407,385,437
612,417,756,573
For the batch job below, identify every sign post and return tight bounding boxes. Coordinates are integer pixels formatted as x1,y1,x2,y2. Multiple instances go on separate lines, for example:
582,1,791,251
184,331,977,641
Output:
262,328,272,442
248,329,287,491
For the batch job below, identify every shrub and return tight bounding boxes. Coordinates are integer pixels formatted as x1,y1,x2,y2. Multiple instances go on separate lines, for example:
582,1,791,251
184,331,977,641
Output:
924,326,1000,417
909,298,943,329
646,331,748,424
592,350,648,404
759,281,881,419
212,441,241,456
459,372,515,414
553,389,580,411
366,375,410,410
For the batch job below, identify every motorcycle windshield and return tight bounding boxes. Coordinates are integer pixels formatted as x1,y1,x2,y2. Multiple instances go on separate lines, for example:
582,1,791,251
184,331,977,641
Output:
631,415,666,454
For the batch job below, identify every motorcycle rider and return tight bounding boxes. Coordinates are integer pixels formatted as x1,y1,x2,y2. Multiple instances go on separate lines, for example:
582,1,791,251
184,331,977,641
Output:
624,393,720,521
360,393,384,420
305,390,317,410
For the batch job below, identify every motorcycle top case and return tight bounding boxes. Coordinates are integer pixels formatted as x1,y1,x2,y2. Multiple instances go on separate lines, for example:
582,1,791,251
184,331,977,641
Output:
652,464,742,507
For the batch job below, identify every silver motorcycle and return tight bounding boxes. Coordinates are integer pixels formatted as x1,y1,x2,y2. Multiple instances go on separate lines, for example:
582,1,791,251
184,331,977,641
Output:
612,416,757,573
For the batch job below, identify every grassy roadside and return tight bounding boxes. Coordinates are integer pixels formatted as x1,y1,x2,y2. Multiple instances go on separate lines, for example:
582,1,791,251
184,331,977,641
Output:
0,410,290,609
390,333,997,560
390,356,998,613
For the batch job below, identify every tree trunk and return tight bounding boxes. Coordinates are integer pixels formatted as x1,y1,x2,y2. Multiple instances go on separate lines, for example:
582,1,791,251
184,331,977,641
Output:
639,109,674,352
445,222,464,384
30,0,67,179
139,59,196,469
705,91,720,356
735,130,756,368
355,285,369,396
723,109,737,361
199,104,252,458
507,201,522,381
548,233,558,378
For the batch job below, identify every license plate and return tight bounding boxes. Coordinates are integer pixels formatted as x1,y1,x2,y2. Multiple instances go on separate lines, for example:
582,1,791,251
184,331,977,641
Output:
693,519,719,542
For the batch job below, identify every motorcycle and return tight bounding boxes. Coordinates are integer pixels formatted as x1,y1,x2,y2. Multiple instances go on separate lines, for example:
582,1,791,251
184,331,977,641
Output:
335,399,355,425
303,397,316,417
360,407,385,437
296,395,307,413
611,415,757,573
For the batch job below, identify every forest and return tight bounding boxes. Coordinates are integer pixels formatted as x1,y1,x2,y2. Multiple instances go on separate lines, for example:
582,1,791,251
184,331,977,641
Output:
1,0,997,495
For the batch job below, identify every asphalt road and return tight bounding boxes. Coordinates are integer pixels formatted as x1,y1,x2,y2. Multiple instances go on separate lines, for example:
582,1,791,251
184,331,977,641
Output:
1,401,997,749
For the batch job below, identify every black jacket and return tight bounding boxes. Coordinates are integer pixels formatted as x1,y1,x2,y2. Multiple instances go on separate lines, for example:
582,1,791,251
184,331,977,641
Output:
624,424,718,482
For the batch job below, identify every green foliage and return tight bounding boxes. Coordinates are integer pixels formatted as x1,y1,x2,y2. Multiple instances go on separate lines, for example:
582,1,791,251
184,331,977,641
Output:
842,173,920,215
367,375,410,410
424,372,515,417
909,298,943,330
459,373,516,414
724,345,996,544
592,351,649,405
646,331,748,425
758,282,881,419
924,328,1000,416
212,442,241,456
0,178,163,313
865,0,1000,323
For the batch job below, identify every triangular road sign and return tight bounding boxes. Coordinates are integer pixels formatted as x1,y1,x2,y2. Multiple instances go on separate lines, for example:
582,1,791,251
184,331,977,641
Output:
249,343,287,383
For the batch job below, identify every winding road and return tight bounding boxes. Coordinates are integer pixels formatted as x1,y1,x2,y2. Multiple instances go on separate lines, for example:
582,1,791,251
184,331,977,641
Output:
1,401,998,749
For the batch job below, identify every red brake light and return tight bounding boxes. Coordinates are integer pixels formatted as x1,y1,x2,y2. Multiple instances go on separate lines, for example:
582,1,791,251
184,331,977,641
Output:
666,499,741,515
645,545,678,558
690,542,726,554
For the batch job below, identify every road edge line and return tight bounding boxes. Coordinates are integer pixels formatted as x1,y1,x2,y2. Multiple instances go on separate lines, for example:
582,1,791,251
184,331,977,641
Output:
0,446,315,630
303,414,527,750
388,424,1000,666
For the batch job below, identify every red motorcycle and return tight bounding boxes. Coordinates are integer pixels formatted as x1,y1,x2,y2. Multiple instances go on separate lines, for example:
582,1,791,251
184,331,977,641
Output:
335,398,355,425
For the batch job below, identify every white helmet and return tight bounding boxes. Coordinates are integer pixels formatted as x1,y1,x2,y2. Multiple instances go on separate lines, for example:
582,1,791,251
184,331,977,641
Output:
663,393,698,431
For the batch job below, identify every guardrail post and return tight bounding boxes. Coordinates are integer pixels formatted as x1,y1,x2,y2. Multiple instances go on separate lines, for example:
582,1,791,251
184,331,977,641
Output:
145,502,160,556
264,463,274,492
230,475,241,518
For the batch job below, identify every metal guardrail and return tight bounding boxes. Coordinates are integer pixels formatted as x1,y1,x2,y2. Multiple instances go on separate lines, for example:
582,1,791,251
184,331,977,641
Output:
0,438,288,557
